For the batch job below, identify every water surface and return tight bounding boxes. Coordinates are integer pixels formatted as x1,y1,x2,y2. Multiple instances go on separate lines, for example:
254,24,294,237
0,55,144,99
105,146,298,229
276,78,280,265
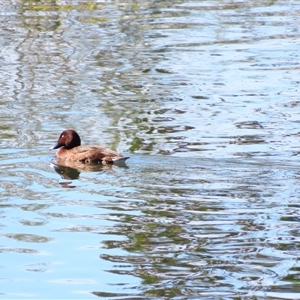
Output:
1,0,300,299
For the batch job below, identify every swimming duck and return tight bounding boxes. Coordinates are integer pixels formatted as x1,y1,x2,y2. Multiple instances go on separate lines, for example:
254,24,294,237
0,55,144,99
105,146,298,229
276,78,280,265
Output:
50,129,129,164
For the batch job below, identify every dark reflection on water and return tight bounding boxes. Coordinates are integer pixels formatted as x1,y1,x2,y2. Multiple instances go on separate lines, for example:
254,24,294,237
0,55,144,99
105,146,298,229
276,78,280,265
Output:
1,0,300,299
52,163,81,180
51,160,129,180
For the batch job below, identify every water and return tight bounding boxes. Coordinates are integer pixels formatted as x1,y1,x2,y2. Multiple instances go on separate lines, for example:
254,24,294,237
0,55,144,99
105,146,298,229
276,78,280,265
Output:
1,0,300,298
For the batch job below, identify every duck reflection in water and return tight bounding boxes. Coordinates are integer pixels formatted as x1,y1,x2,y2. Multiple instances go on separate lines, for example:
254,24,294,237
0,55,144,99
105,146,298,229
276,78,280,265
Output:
50,160,128,181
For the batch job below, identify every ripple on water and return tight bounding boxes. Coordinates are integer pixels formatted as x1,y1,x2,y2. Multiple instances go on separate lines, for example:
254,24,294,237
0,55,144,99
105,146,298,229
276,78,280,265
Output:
1,0,300,299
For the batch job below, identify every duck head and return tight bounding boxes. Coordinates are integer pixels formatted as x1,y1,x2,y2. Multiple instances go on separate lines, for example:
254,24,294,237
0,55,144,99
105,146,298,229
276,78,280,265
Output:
50,129,81,150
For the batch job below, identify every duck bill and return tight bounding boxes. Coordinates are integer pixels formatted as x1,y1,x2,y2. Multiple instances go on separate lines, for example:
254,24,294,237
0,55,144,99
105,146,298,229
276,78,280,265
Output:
49,143,63,150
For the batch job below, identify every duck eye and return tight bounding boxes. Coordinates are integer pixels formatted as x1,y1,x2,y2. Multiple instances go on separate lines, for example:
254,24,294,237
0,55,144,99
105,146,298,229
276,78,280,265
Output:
61,134,64,138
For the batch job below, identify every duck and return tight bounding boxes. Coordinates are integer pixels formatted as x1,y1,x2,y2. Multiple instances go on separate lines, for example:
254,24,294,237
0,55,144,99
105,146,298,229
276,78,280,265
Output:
50,129,129,165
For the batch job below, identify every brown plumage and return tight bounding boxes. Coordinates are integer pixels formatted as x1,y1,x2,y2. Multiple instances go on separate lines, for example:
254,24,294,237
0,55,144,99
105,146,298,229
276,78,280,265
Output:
50,129,129,164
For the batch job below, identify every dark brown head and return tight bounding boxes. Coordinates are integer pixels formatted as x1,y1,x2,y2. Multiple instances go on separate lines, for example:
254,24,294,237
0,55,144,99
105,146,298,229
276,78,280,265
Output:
50,129,81,150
